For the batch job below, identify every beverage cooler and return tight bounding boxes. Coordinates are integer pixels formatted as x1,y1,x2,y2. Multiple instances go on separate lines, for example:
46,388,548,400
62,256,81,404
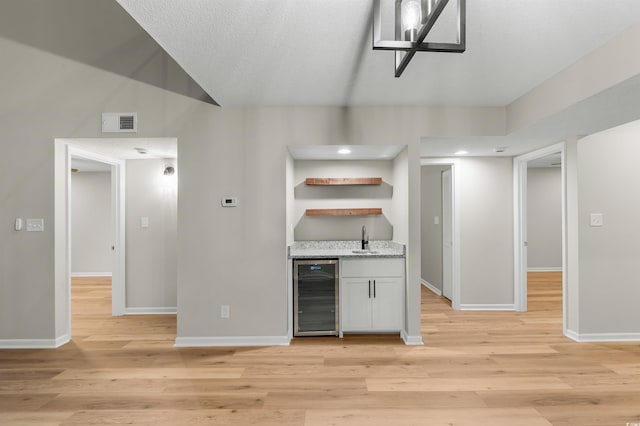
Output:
293,259,339,336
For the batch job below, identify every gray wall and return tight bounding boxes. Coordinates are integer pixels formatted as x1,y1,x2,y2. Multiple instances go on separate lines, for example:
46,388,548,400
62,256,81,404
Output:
458,158,514,306
420,166,447,290
71,172,112,275
527,168,562,270
578,120,640,334
126,159,177,309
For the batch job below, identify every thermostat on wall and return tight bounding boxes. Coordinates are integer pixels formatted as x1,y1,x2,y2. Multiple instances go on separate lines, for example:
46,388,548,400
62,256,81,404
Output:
221,197,238,207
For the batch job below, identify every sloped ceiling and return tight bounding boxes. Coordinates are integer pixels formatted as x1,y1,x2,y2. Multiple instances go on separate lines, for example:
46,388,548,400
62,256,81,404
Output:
116,0,640,107
0,0,216,105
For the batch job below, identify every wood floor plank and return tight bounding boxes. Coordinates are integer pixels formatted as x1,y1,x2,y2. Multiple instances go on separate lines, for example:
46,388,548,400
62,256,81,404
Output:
59,409,306,426
52,367,244,380
304,408,553,426
39,392,267,411
0,393,59,411
366,376,572,392
0,412,73,426
264,390,488,410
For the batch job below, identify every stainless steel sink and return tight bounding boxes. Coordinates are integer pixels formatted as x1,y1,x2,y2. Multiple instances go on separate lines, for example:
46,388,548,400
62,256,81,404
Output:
351,249,379,254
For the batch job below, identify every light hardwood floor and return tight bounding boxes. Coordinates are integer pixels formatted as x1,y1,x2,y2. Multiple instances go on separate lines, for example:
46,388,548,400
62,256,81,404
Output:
1,272,640,425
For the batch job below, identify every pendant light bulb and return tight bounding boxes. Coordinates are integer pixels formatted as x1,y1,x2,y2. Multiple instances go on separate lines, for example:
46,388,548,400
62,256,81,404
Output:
402,0,422,42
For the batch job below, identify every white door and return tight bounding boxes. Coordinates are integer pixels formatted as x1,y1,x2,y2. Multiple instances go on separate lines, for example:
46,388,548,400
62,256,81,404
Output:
442,168,453,300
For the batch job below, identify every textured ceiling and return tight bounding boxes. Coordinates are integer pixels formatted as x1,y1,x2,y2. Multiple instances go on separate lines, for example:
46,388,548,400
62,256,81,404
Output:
116,0,640,107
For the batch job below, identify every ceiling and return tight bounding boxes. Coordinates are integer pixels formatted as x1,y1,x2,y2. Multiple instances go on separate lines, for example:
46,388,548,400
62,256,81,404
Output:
68,138,177,172
288,145,405,160
114,0,640,156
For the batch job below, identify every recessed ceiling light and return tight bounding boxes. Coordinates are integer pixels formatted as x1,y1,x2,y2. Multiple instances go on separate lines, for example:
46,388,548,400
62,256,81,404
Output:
337,148,351,155
454,150,468,156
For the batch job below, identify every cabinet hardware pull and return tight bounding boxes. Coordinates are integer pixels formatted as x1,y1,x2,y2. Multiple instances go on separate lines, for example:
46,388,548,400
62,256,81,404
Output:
368,280,371,298
374,280,376,298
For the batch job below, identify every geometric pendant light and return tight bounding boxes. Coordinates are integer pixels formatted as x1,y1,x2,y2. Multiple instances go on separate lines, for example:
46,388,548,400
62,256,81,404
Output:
373,0,466,77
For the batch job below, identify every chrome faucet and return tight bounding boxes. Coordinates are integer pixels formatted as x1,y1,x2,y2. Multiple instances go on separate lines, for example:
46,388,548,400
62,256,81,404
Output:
361,225,369,250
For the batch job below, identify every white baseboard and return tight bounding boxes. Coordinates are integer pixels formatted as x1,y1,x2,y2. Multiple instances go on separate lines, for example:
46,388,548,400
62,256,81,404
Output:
527,267,562,272
565,329,640,342
459,304,516,311
174,335,291,347
421,279,442,296
0,334,69,349
401,330,424,345
125,307,177,315
71,272,112,277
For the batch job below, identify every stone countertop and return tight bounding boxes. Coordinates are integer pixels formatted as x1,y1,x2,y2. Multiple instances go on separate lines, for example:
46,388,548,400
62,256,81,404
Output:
288,240,405,259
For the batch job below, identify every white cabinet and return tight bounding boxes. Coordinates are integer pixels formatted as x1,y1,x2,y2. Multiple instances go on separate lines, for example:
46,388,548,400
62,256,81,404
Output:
341,258,404,333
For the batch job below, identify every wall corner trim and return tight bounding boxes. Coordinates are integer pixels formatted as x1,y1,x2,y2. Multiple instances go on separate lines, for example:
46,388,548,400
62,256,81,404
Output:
71,272,113,277
421,279,442,296
459,304,516,311
174,336,291,347
401,331,424,345
125,307,177,315
527,267,563,272
0,335,69,349
565,330,640,342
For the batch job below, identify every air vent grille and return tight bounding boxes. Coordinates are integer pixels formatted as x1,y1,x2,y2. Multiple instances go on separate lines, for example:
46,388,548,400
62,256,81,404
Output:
119,115,135,130
102,112,137,133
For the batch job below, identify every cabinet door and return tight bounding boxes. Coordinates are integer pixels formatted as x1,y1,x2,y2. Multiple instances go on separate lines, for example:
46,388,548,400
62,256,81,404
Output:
341,278,372,331
371,277,404,331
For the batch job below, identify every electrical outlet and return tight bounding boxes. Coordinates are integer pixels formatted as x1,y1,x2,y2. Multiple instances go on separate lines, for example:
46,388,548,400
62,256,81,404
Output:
220,305,230,319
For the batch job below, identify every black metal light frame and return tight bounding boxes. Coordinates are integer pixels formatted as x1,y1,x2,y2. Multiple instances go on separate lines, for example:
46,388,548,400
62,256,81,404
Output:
373,0,466,77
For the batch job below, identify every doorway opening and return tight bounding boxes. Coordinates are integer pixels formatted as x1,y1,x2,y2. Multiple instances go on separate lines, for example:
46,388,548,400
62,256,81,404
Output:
513,142,567,334
420,159,460,309
65,146,125,341
54,137,178,343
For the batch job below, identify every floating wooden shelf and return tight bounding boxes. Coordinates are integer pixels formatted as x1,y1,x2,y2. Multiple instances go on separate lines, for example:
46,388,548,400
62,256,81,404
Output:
305,177,382,186
306,208,382,217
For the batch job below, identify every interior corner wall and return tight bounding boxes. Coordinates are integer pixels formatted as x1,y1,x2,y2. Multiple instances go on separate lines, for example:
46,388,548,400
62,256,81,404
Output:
577,119,640,335
457,157,514,306
125,159,177,309
391,148,409,246
292,160,395,241
527,168,562,270
420,165,447,290
71,172,112,275
285,152,295,246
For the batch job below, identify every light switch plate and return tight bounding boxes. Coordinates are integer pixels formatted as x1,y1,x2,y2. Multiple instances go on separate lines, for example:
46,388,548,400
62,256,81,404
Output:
26,218,44,232
590,213,603,227
434,216,440,225
220,305,230,319
141,217,149,228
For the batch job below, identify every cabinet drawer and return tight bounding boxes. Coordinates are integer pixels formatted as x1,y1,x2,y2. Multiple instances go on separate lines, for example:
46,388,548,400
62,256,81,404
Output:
341,258,404,278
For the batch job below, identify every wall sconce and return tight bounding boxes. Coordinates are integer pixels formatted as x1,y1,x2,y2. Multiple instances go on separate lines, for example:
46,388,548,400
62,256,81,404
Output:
372,0,466,77
161,163,177,191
